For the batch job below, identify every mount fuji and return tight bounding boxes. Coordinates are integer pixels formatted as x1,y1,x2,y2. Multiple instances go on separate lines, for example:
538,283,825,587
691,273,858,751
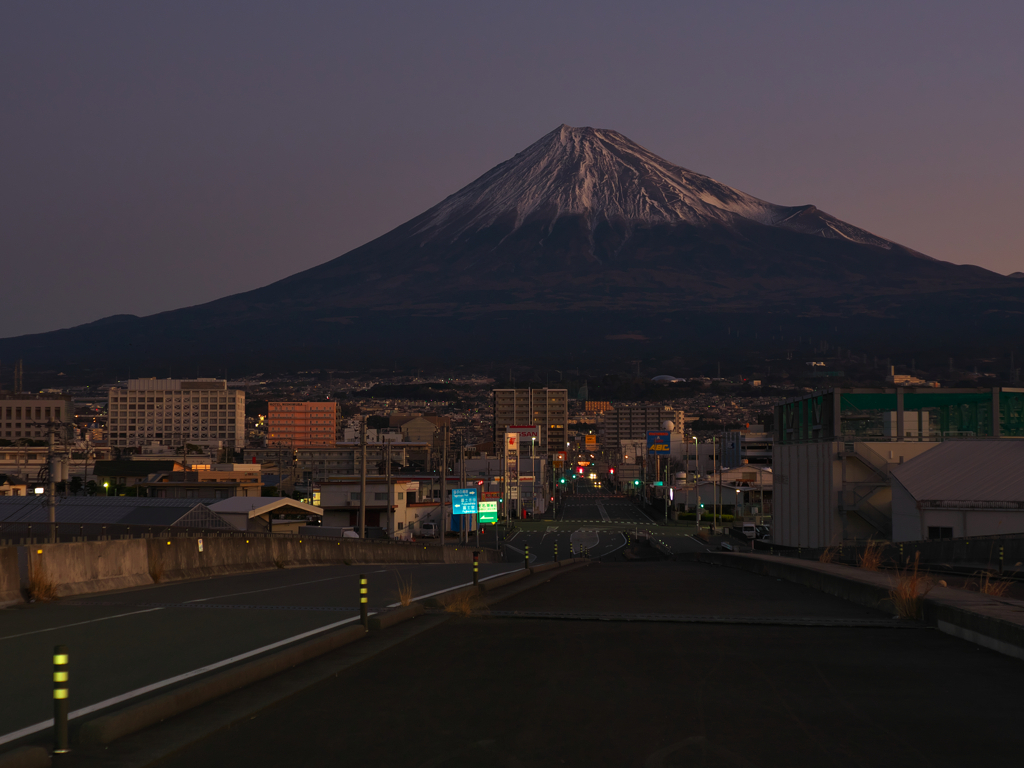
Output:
2,125,1021,375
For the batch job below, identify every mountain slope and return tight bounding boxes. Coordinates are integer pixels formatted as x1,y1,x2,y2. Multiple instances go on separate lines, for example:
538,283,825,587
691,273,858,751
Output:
1,124,1020,375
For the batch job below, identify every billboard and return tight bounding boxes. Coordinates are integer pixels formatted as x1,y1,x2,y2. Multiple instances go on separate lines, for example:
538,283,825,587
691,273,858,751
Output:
585,434,597,449
451,487,478,516
478,501,498,523
508,425,539,440
647,431,671,453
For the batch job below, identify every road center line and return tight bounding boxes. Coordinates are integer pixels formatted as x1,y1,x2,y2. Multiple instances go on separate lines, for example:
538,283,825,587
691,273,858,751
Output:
0,607,166,642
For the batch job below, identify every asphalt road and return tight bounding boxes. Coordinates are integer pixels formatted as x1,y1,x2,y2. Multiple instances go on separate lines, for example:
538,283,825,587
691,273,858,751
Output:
152,560,1024,768
557,489,656,525
0,560,520,747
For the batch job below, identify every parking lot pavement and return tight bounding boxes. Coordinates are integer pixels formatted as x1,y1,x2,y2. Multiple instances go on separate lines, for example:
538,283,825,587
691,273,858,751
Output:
154,559,1024,768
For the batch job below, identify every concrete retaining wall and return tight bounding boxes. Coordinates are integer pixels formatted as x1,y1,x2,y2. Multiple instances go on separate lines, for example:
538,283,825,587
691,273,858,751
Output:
29,540,152,598
16,537,500,602
0,546,21,607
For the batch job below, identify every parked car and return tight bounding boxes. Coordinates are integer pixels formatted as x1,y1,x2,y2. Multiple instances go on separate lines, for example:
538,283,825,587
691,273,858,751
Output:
756,525,771,540
420,522,439,538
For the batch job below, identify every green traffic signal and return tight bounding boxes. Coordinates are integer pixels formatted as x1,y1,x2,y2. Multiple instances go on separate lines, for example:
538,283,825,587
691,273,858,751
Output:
633,479,640,486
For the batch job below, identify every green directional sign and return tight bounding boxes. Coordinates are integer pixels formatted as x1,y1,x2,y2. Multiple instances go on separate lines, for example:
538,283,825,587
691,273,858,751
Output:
478,501,498,523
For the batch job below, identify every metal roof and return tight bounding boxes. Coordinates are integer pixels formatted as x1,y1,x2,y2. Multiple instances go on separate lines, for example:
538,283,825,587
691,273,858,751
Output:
0,496,221,525
890,440,1024,503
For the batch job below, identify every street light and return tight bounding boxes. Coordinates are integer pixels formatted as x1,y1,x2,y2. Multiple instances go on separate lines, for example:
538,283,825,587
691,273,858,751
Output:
103,481,110,496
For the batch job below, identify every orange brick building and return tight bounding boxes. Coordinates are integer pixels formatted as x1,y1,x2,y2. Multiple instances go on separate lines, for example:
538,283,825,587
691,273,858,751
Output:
267,401,337,448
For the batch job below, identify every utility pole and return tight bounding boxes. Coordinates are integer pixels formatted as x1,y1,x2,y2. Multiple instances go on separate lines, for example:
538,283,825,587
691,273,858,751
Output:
48,423,57,543
440,424,448,547
459,432,467,545
359,416,367,539
385,440,392,537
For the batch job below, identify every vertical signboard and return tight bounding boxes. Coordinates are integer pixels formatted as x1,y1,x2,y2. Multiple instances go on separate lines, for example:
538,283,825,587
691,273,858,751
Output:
585,435,597,450
505,432,519,484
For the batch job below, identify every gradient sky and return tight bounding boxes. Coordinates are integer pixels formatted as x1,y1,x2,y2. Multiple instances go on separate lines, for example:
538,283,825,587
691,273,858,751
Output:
3,0,1022,337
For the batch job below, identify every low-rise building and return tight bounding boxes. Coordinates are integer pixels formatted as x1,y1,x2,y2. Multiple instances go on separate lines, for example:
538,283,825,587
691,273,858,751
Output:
139,464,262,499
891,440,1024,541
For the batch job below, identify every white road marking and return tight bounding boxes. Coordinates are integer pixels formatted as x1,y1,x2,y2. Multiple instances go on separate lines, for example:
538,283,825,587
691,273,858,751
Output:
183,570,390,603
386,567,522,607
0,608,166,642
596,502,611,522
0,614,369,748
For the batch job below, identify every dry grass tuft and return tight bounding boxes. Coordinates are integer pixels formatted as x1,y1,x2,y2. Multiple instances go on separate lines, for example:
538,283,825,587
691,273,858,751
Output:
819,546,839,564
395,572,414,607
28,573,60,602
971,571,1013,597
440,591,474,617
149,559,165,584
858,540,884,571
273,557,286,569
888,552,934,619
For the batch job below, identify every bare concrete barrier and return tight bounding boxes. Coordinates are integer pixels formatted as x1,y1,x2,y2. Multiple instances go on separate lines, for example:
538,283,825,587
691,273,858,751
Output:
10,537,500,603
422,585,480,608
369,602,425,631
529,562,560,575
0,746,49,768
78,624,367,746
27,540,151,599
698,552,1024,662
0,546,22,607
479,569,532,593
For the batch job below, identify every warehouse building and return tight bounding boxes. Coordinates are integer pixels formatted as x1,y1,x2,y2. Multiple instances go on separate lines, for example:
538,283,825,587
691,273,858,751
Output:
890,440,1024,542
773,387,1024,547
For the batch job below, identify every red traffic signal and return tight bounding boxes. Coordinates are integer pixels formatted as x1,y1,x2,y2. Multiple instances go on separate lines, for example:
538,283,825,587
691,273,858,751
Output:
609,467,616,474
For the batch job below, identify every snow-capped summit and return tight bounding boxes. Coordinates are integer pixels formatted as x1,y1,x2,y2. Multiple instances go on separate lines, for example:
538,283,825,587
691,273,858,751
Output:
1,122,1016,375
416,124,891,250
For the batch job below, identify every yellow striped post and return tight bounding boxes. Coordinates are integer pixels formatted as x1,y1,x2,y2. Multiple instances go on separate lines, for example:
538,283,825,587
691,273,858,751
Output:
524,545,529,570
554,542,558,562
359,575,368,629
53,645,69,753
473,551,480,587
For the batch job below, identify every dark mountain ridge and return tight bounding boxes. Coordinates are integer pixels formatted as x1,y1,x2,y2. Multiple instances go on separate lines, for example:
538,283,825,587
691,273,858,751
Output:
2,125,1020,377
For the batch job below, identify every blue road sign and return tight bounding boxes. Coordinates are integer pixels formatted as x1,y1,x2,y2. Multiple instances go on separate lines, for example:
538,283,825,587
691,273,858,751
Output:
451,487,478,515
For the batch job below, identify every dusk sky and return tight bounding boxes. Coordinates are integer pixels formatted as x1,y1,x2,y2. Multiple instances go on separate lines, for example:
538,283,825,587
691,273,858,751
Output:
3,1,1022,337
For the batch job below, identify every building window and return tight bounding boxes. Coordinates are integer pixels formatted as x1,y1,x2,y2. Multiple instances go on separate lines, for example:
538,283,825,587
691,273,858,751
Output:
927,527,953,541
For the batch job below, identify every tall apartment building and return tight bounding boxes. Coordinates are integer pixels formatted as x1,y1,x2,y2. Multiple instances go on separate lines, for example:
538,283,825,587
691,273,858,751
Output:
267,401,337,448
107,379,245,450
492,388,568,456
597,405,679,448
1,394,74,440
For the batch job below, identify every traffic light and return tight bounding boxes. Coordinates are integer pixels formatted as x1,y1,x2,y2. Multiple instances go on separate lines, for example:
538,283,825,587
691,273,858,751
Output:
559,478,566,484
633,479,641,486
609,467,615,474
